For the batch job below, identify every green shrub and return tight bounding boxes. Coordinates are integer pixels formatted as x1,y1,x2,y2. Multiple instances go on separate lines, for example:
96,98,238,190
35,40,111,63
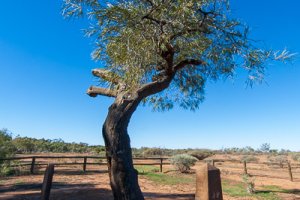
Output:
0,164,16,176
0,129,16,158
0,129,17,176
170,154,198,173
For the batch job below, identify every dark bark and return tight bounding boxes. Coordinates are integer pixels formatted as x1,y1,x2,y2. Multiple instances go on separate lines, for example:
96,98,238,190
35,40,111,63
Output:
99,63,177,199
102,95,144,200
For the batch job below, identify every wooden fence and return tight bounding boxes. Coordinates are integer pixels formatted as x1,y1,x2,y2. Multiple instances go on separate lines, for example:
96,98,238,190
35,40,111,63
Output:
1,156,299,182
0,156,169,174
207,159,300,182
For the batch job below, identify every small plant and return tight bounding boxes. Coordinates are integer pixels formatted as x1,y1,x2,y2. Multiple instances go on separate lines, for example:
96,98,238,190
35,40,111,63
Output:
242,174,255,194
170,154,198,173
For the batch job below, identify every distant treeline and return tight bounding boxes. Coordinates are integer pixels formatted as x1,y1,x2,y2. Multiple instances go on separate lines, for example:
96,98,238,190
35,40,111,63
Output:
0,129,296,158
0,129,105,155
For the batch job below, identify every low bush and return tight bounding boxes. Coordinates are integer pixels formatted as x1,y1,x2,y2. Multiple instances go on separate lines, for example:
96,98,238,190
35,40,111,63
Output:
241,155,259,163
142,148,164,157
267,155,287,168
187,149,214,160
0,129,17,176
170,154,198,173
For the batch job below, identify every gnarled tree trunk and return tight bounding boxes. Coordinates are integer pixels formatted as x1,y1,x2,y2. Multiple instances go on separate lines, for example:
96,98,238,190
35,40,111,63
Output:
87,69,174,199
102,96,144,200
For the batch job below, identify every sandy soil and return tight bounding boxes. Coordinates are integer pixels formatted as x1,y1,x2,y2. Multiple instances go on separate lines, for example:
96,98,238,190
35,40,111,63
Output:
0,154,299,200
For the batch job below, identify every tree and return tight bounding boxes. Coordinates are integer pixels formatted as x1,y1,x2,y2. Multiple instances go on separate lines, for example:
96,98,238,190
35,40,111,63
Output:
0,129,16,159
63,0,293,199
259,143,271,153
13,137,36,153
0,129,17,176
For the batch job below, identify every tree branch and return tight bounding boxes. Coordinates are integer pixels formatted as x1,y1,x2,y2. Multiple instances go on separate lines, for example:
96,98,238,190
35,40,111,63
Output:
169,8,217,41
87,86,117,98
137,75,173,98
142,0,154,7
173,59,205,71
92,69,121,85
170,27,209,41
141,3,166,26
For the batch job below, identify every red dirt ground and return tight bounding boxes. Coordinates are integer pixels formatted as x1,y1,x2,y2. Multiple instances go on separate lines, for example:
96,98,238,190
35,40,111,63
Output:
0,154,300,199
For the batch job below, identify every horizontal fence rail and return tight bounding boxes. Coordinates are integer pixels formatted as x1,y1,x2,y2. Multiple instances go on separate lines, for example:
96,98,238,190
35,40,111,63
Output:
0,156,169,174
1,156,299,182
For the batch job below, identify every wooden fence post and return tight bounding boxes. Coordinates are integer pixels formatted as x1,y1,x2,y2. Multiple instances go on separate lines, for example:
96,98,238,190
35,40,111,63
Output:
243,161,248,175
41,164,55,200
287,161,293,182
212,159,215,167
160,158,163,173
83,157,87,172
30,157,36,174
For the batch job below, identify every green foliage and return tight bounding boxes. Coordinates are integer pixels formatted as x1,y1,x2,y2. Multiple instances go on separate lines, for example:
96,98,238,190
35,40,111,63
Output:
11,137,104,154
187,149,214,160
0,129,16,158
221,146,256,155
135,165,193,185
242,174,255,194
220,146,293,156
222,180,281,200
0,129,17,176
13,137,36,153
222,180,249,197
0,165,16,176
63,0,293,111
0,129,105,155
261,185,290,194
132,147,215,158
170,154,198,173
141,147,164,157
259,143,271,153
135,165,159,174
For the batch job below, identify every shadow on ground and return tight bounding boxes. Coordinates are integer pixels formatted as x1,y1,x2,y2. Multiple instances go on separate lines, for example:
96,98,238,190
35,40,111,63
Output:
0,181,194,200
53,169,108,175
256,189,300,195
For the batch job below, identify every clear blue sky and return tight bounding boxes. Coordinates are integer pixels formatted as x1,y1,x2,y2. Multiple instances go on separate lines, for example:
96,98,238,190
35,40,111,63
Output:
0,0,299,151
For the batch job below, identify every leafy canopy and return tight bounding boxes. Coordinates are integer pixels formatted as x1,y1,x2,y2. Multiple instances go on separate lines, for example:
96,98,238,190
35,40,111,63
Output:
63,0,293,111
